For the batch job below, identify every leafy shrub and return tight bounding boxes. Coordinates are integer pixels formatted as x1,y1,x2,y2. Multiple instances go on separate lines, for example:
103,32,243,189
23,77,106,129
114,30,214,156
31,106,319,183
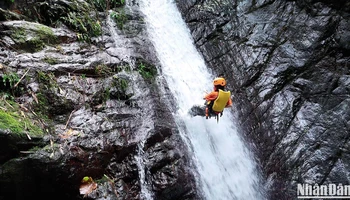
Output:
89,0,125,12
110,10,127,29
2,73,19,88
138,63,157,81
61,12,102,42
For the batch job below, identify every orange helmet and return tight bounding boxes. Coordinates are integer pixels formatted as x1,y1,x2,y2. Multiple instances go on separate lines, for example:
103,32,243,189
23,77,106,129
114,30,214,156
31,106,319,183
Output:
213,77,226,86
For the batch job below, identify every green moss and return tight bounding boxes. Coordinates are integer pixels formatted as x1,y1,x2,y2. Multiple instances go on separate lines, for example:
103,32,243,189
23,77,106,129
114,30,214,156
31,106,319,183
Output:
0,109,44,137
0,110,23,134
33,92,50,119
26,119,45,137
34,24,56,41
42,57,59,65
102,87,110,102
11,28,26,44
37,71,57,89
10,23,58,52
27,38,45,52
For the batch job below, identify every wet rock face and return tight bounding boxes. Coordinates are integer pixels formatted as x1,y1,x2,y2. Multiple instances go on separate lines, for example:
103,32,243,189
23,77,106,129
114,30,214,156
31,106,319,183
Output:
0,1,199,200
176,0,350,199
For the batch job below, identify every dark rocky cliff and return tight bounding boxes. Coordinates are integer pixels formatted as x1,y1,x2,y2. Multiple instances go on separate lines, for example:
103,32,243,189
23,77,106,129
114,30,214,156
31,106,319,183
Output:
176,0,350,199
0,1,199,199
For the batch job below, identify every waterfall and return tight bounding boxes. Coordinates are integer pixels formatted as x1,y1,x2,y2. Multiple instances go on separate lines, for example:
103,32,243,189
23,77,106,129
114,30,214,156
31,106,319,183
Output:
135,143,154,200
139,0,265,199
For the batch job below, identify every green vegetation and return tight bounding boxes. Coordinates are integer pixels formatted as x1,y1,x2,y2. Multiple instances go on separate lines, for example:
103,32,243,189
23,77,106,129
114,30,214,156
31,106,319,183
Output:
95,64,132,77
64,0,127,41
11,28,26,45
34,71,58,119
110,10,127,29
89,0,125,11
138,62,157,80
2,72,19,88
0,100,45,137
60,0,126,42
83,176,90,182
0,110,23,133
122,65,131,72
96,174,115,184
116,78,128,91
1,71,23,98
80,74,86,80
96,64,113,77
10,23,57,52
33,92,50,119
37,71,57,88
42,57,59,65
1,92,14,101
0,70,50,138
61,12,102,42
113,64,131,73
102,77,128,102
102,87,110,101
34,24,57,43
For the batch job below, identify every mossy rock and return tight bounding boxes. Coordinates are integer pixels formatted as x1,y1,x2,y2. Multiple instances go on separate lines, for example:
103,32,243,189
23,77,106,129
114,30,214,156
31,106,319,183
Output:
0,102,47,165
0,99,45,139
0,8,23,21
5,21,58,53
0,110,45,138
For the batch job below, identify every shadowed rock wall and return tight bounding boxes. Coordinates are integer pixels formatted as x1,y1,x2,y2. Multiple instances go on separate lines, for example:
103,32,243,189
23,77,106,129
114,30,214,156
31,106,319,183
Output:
176,0,350,199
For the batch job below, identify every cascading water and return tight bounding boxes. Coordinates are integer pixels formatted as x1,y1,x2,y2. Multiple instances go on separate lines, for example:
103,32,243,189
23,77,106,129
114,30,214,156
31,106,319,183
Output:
139,0,265,199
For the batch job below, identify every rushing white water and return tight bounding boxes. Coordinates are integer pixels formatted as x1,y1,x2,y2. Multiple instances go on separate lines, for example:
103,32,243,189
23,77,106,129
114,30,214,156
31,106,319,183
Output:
135,143,154,200
139,0,265,199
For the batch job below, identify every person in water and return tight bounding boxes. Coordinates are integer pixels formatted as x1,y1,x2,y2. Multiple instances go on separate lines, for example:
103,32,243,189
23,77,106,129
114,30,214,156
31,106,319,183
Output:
203,77,232,118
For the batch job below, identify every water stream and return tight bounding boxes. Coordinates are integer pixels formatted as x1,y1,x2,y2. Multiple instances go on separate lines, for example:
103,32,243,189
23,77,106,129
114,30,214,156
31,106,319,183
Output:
139,0,265,199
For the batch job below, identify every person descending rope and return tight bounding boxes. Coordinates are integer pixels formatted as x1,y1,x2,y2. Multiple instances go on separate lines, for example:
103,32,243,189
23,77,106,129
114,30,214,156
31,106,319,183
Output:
203,77,232,120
